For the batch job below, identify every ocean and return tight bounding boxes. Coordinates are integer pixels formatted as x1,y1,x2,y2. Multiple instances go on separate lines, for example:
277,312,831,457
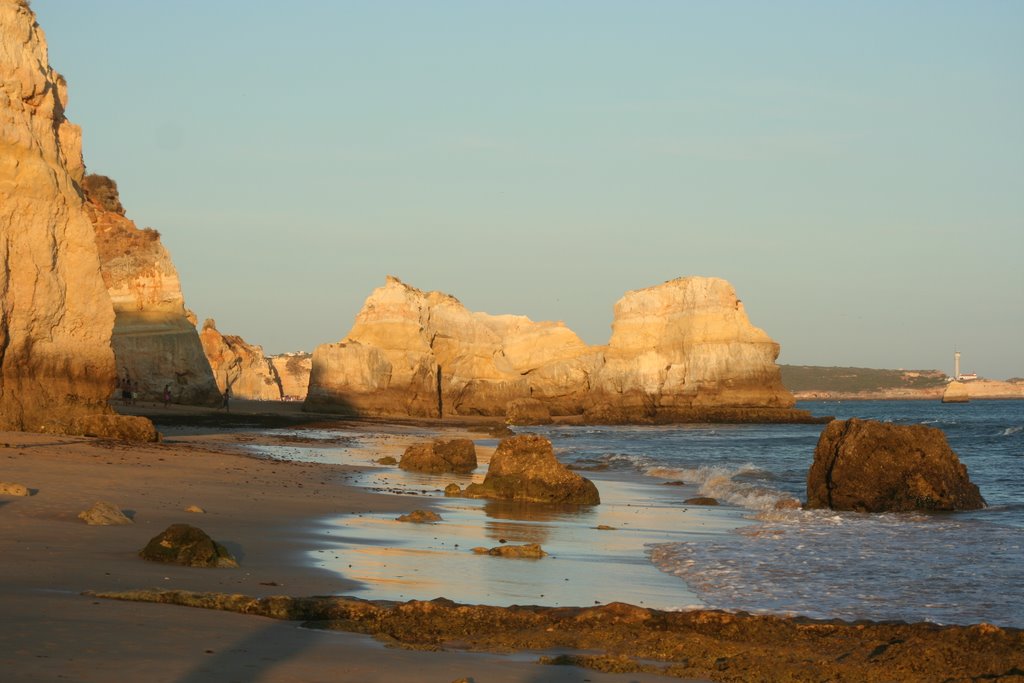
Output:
535,399,1024,628
250,399,1023,628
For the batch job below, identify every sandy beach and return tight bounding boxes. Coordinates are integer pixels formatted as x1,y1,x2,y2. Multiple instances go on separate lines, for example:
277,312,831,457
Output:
0,403,687,683
2,402,1022,682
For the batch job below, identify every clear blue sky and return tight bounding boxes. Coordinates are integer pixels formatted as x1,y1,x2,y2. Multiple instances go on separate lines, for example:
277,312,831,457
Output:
33,1,1023,378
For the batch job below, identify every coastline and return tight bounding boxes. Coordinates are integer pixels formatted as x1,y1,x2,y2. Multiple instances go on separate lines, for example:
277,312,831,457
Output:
2,402,1021,681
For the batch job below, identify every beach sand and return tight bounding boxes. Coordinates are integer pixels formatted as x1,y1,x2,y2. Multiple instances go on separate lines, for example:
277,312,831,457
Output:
0,403,687,682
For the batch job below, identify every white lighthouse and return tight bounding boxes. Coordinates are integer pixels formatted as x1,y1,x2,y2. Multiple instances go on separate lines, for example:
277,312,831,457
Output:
954,350,961,380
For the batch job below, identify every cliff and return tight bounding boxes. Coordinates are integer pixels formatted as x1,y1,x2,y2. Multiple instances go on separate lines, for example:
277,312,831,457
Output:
199,320,282,400
83,175,220,405
270,353,312,400
306,276,817,423
0,0,153,438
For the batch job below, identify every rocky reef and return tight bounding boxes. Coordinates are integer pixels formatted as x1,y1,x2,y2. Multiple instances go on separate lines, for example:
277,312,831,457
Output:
94,588,1024,683
199,319,282,400
83,174,220,405
306,275,819,423
0,0,153,439
806,418,985,512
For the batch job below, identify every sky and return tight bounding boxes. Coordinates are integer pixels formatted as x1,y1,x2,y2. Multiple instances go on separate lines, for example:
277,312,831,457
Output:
33,1,1024,379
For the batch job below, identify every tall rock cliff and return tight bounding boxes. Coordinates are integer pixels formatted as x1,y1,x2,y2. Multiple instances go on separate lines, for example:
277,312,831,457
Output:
0,0,154,438
305,276,598,417
199,319,282,400
306,276,812,423
83,175,220,405
270,352,312,400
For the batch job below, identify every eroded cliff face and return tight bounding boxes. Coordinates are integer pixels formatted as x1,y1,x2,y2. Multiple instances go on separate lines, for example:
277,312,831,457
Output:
305,276,598,417
0,1,140,434
585,277,797,422
84,175,219,405
270,353,311,400
199,320,282,400
306,276,811,423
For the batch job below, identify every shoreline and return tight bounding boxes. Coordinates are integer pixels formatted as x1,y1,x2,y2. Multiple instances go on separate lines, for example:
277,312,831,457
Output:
2,404,1021,681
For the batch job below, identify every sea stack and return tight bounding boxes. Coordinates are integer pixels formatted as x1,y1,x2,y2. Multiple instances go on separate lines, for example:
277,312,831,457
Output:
305,275,818,423
200,319,283,400
0,0,154,438
584,277,799,422
84,174,220,405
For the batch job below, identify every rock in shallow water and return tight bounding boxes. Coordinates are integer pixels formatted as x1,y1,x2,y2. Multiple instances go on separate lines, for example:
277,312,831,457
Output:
399,439,476,474
472,543,547,559
806,418,985,512
461,434,600,505
396,509,443,523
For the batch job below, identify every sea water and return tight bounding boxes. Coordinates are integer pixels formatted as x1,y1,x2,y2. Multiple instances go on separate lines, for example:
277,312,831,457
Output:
529,400,1024,627
249,400,1023,627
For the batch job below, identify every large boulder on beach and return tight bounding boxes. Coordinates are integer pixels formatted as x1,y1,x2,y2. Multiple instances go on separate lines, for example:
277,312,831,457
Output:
806,418,985,512
461,434,600,505
139,524,238,568
399,439,477,474
67,414,160,442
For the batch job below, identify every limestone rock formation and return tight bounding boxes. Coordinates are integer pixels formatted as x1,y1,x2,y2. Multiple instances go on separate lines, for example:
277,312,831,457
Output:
942,381,970,403
585,277,800,422
139,523,238,568
806,418,985,512
399,438,477,474
459,434,600,505
270,352,312,400
505,398,553,425
199,320,282,400
0,1,154,439
305,276,596,418
83,174,219,405
306,275,819,424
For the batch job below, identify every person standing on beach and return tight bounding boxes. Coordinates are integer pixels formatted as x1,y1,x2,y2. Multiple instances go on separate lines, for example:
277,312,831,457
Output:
222,386,231,412
162,384,172,407
120,376,131,406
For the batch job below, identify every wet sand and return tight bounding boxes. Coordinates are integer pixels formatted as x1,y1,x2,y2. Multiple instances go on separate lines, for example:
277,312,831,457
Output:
0,405,685,682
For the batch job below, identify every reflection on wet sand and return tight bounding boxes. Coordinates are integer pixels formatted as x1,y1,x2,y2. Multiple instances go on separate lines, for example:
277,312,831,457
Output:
314,463,741,608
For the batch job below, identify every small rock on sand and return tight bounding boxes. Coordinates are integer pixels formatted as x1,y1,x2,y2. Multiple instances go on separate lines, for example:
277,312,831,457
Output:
185,504,206,513
78,501,133,525
684,497,719,506
773,497,801,510
139,524,238,568
0,482,30,496
375,456,398,465
595,524,617,530
396,509,442,523
444,483,462,497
